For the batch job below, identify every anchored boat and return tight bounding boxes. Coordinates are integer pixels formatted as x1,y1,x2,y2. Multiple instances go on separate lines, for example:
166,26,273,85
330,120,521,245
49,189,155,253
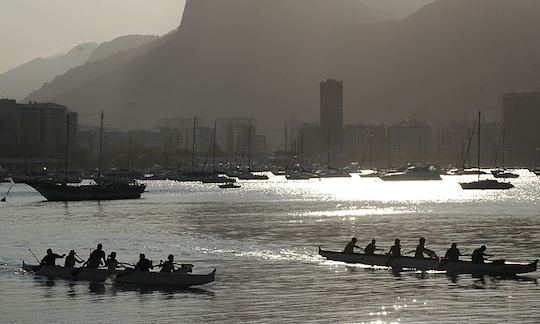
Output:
318,248,537,275
23,262,215,288
24,180,146,201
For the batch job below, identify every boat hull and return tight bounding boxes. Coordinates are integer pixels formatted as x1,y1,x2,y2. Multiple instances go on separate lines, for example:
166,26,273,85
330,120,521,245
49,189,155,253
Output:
23,263,215,287
25,181,146,201
318,248,537,275
380,174,442,181
460,180,514,190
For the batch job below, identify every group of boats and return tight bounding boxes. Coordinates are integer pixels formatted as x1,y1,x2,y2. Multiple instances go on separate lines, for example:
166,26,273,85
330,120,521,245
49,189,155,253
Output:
23,246,537,291
318,248,538,276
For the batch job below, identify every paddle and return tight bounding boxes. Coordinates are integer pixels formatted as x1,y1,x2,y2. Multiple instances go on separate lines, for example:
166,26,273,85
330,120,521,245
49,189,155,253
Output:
1,185,12,202
28,249,40,263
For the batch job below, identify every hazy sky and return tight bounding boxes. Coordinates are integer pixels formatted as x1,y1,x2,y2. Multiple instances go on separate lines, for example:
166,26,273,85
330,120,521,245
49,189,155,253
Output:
0,0,432,74
0,0,186,73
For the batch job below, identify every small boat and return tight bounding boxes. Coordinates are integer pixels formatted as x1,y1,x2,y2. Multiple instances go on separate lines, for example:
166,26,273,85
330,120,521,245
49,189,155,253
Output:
318,248,537,275
491,169,519,179
459,112,514,190
460,179,514,190
379,165,442,181
285,171,312,180
235,172,269,180
23,262,216,288
315,169,351,178
24,179,146,201
219,183,241,189
201,175,236,184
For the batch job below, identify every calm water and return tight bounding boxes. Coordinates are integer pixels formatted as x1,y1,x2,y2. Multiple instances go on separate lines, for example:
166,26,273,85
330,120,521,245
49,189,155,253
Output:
1,172,539,323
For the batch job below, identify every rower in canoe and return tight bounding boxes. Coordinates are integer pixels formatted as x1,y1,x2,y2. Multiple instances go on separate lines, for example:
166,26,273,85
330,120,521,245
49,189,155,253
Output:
64,250,84,268
134,254,153,271
387,239,401,257
363,239,383,255
87,244,106,269
443,243,462,262
40,249,65,267
159,254,175,273
471,245,492,264
158,255,195,273
104,252,131,271
343,237,362,254
411,238,438,260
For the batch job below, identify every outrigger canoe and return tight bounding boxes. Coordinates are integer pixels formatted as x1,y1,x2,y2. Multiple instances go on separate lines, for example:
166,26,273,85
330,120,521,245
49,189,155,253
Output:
23,262,215,287
318,248,538,276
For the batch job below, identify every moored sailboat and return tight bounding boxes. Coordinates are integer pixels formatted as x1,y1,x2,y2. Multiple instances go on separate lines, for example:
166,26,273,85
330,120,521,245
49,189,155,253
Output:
24,111,146,201
460,111,514,190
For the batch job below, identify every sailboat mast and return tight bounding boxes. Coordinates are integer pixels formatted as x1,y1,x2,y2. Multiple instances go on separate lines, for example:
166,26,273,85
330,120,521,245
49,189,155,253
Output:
477,110,481,182
191,116,196,172
212,120,217,174
300,132,304,170
502,128,506,169
64,116,70,177
97,110,104,179
247,120,251,171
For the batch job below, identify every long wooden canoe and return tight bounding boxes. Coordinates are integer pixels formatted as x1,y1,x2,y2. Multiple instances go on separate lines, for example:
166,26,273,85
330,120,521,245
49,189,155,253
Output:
23,262,215,287
318,248,538,275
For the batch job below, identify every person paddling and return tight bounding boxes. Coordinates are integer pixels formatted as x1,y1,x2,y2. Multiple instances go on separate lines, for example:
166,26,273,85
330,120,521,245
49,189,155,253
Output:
159,254,176,273
40,249,65,267
411,238,438,259
87,244,106,269
343,237,362,254
64,250,83,268
444,243,461,262
471,245,492,264
387,239,401,257
105,252,123,271
134,254,153,271
363,239,382,255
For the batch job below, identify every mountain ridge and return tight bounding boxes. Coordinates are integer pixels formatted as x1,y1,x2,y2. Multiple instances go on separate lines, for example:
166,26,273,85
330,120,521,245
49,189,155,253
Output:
25,0,540,134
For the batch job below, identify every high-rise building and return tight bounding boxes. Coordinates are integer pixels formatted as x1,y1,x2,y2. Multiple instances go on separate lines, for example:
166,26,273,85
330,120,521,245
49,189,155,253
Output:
320,79,344,151
0,100,77,159
503,93,540,167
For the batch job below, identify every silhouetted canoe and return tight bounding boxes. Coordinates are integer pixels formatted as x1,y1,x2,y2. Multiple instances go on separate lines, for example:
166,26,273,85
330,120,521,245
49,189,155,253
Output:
318,248,537,275
24,180,146,201
23,262,216,287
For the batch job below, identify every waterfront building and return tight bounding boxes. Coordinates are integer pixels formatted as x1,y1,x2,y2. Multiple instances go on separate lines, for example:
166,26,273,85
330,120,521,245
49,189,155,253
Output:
0,99,77,161
320,79,344,151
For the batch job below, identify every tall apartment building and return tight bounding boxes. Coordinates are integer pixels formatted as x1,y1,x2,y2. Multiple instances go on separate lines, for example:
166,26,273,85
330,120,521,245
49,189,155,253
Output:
0,99,77,158
320,79,344,151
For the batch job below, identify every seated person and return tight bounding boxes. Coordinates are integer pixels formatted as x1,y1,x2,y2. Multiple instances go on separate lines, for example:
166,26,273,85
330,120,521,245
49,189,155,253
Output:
64,250,83,268
343,237,361,254
41,249,65,267
134,254,153,271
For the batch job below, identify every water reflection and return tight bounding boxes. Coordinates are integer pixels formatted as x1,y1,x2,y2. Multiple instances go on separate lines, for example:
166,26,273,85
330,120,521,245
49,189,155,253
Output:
31,276,215,299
